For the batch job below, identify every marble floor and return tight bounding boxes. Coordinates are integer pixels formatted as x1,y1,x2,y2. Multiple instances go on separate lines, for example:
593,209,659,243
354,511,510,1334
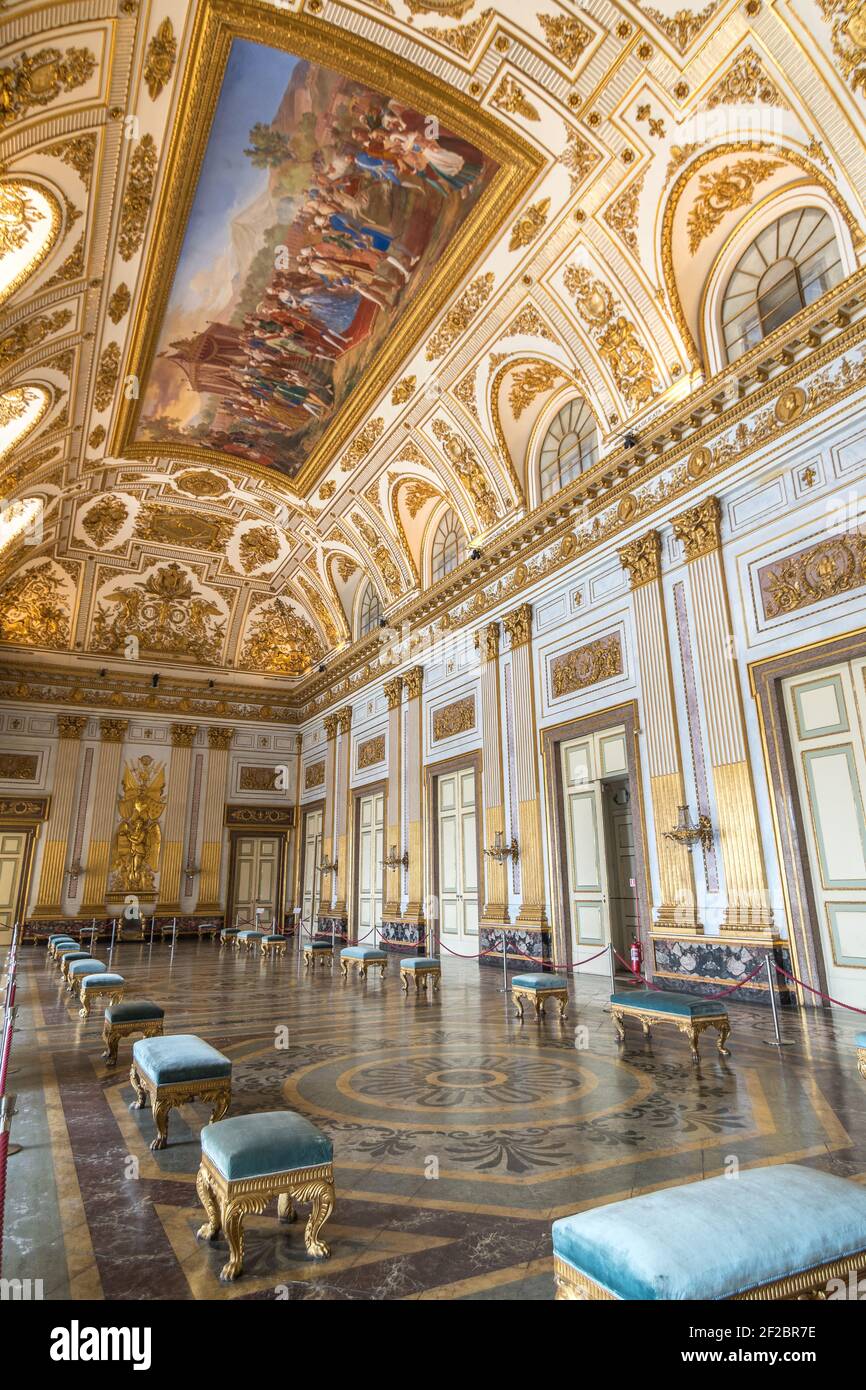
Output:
5,938,866,1301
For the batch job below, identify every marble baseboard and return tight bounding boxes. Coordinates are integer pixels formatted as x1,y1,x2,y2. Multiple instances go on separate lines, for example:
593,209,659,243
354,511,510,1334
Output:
479,925,553,971
378,920,426,952
651,936,796,1006
315,915,348,944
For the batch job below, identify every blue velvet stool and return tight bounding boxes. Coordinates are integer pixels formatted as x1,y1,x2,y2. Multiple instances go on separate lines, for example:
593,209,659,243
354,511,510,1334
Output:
610,988,730,1061
66,959,106,993
102,998,165,1065
303,940,333,970
219,927,240,950
58,949,90,979
340,945,387,980
196,1111,335,1281
48,936,77,959
79,971,125,1018
400,957,441,994
552,1164,866,1300
512,973,568,1019
130,1034,232,1151
260,933,287,958
237,930,266,953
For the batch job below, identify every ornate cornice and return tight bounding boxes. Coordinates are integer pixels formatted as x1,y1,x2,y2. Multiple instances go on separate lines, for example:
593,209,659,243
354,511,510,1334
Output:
503,604,532,650
672,497,722,563
98,718,128,743
57,714,87,740
619,531,662,589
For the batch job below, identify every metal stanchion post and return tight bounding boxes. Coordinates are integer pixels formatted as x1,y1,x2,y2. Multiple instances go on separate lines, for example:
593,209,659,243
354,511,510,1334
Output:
170,916,178,963
608,941,616,996
108,918,117,968
499,932,508,994
763,954,793,1047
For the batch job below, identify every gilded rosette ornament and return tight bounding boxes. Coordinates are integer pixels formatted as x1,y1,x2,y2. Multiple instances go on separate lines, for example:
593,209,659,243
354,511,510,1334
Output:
110,755,166,892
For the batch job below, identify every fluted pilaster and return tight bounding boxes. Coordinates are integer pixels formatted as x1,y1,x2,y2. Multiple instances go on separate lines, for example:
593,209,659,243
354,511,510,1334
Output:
157,724,197,911
31,715,87,918
80,719,128,913
195,726,233,914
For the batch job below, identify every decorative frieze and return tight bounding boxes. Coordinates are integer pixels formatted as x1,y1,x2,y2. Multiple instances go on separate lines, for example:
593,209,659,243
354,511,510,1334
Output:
357,734,386,769
758,530,866,620
432,696,475,741
550,635,623,698
304,760,325,790
224,804,294,829
0,796,48,820
238,766,280,791
0,752,38,779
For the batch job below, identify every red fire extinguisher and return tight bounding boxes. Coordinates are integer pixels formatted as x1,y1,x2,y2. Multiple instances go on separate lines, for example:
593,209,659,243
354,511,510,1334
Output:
630,935,642,976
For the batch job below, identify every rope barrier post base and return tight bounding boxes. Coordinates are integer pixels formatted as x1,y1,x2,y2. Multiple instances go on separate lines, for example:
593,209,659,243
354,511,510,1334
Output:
499,931,508,994
763,954,793,1047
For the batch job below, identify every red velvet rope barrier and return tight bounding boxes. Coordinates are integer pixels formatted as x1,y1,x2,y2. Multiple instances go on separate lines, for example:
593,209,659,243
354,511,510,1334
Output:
773,962,866,1014
613,949,767,1000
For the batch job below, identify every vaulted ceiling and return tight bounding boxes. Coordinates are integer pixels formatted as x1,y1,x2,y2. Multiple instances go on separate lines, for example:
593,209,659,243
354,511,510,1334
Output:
2,0,865,707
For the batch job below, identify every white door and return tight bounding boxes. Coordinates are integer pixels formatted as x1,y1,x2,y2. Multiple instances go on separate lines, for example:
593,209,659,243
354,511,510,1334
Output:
784,661,866,1009
604,782,637,956
301,808,322,931
438,768,479,953
560,729,629,975
232,835,280,929
357,791,384,943
0,830,28,945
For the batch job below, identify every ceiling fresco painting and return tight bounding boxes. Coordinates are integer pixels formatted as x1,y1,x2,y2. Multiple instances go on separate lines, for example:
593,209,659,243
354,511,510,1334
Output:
134,38,497,479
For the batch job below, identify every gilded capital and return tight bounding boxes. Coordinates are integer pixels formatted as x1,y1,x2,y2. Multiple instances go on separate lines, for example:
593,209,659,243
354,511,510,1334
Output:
474,621,500,663
336,705,352,733
323,713,340,740
57,715,87,740
170,723,197,748
207,725,234,750
503,603,532,649
99,718,128,743
672,496,722,563
383,676,403,710
404,665,424,700
618,531,662,589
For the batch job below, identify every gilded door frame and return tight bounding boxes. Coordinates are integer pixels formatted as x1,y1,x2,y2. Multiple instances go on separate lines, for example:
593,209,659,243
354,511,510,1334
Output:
296,797,325,928
540,701,652,973
749,626,866,1007
350,778,387,945
225,828,289,930
425,750,484,960
0,795,50,938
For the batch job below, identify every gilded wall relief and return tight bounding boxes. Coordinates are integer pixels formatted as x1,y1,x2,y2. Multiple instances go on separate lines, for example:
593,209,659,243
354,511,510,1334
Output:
0,47,97,131
0,560,73,650
239,764,279,790
563,265,656,407
550,634,623,698
134,503,235,550
0,753,39,780
110,756,166,893
432,694,475,740
305,758,325,789
238,524,281,572
90,562,229,664
819,0,866,96
239,595,324,675
128,27,503,481
758,530,866,620
357,732,385,768
686,158,784,254
79,495,129,548
430,418,500,528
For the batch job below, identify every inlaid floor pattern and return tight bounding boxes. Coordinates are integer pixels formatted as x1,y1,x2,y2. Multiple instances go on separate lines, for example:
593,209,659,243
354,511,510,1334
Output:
7,940,866,1300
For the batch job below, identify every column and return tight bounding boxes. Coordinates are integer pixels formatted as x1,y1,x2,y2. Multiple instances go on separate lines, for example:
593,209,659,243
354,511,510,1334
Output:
287,732,303,925
30,714,87,919
402,665,425,948
382,676,403,925
502,605,549,948
672,497,772,931
317,714,339,929
618,531,700,931
156,723,197,914
80,718,128,915
476,623,509,930
331,706,353,926
196,726,234,916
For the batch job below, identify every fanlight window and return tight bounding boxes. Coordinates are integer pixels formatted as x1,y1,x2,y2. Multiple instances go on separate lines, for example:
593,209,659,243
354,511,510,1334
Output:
358,581,381,638
431,507,466,582
721,208,843,363
0,182,61,306
539,398,598,500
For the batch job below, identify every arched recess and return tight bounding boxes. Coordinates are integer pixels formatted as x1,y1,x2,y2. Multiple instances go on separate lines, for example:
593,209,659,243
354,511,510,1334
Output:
489,355,599,505
297,565,349,647
526,386,601,511
660,142,863,370
348,504,412,601
0,180,63,307
701,187,856,375
422,497,469,588
353,579,382,641
0,496,43,564
0,384,52,460
389,471,443,585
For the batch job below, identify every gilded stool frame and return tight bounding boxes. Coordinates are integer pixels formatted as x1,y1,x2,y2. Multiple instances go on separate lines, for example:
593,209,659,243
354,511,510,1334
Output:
260,937,287,958
858,1045,866,1082
513,984,568,1020
304,944,333,970
610,1002,731,1061
400,963,441,995
79,979,125,1019
341,954,387,981
195,1153,335,1281
129,1063,231,1151
553,1251,866,1301
102,1015,164,1066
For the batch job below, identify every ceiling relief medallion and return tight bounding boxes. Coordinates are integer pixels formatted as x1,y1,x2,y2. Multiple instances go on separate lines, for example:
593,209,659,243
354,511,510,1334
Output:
420,9,494,57
118,135,158,260
94,343,121,412
80,495,129,548
538,14,593,69
107,283,132,324
561,129,601,193
704,47,787,109
391,375,416,405
173,469,230,498
143,18,178,100
239,595,323,675
44,134,98,190
818,0,866,96
43,235,85,289
134,502,235,551
340,418,384,473
298,573,341,644
686,158,784,253
238,524,281,572
117,11,538,488
430,418,500,528
643,4,721,54
0,47,97,131
603,169,646,255
0,560,72,650
0,310,72,369
505,303,556,342
563,265,656,407
90,562,228,665
350,511,402,596
426,273,495,360
509,196,550,252
491,76,540,122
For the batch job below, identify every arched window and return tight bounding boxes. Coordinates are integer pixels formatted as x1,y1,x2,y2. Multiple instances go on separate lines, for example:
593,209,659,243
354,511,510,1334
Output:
358,581,381,638
538,398,598,500
431,507,466,582
0,385,51,460
721,208,843,363
0,182,62,307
